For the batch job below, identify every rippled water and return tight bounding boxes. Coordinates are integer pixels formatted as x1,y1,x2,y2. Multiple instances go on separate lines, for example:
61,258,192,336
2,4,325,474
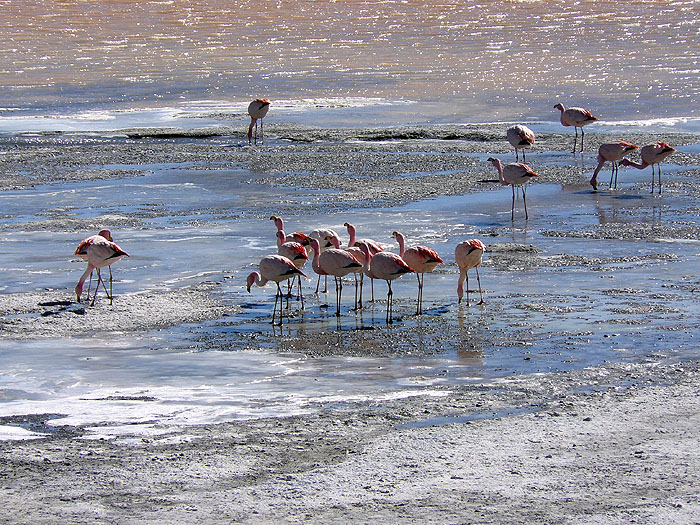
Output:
2,0,699,122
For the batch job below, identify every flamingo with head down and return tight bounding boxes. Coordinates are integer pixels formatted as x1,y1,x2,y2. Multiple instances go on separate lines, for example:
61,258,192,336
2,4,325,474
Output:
74,228,113,302
506,125,535,162
248,98,270,145
620,142,676,194
247,254,307,325
78,236,129,306
589,141,639,190
455,239,486,306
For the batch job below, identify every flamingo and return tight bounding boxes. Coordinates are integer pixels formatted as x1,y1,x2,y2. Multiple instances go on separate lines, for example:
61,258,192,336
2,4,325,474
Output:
270,216,311,246
553,103,598,153
74,228,113,302
309,227,342,293
589,141,639,190
506,125,535,162
276,230,309,307
392,231,443,315
487,157,540,220
620,142,676,194
455,239,486,306
357,242,413,324
246,254,307,325
77,237,129,306
329,235,366,310
248,98,270,145
308,238,362,317
344,222,383,301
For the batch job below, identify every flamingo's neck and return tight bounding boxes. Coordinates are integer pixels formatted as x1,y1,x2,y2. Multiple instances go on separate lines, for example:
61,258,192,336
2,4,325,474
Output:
394,233,406,257
276,230,285,249
346,225,356,247
626,159,649,170
457,269,466,301
592,155,606,178
493,161,506,185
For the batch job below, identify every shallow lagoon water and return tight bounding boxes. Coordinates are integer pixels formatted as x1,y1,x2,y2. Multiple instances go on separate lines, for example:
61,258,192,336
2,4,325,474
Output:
2,141,700,439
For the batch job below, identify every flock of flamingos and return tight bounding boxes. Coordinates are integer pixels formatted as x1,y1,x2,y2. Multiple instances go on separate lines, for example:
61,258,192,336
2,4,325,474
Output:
72,99,678,325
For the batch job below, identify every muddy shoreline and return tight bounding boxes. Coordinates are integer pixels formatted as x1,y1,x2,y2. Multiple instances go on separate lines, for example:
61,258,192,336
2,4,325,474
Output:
1,124,700,522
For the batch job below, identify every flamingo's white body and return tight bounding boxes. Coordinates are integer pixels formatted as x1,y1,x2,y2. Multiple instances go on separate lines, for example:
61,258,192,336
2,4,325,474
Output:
308,238,362,317
247,254,307,325
621,142,676,194
455,239,485,306
590,141,638,190
554,103,598,153
77,236,129,306
393,231,443,315
248,98,270,145
74,228,113,302
358,242,413,324
488,157,540,220
506,125,535,162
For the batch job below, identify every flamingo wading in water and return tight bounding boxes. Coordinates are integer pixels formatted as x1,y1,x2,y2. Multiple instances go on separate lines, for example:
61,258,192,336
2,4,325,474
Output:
276,230,309,307
308,237,362,317
77,236,129,306
589,141,638,190
554,103,598,153
74,228,113,302
248,98,270,145
506,125,535,162
247,255,307,325
393,231,443,315
357,242,413,324
344,222,383,301
620,142,676,194
488,157,540,220
455,239,486,306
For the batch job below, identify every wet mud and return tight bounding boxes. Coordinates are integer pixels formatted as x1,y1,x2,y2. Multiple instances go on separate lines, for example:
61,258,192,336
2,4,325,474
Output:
1,124,700,522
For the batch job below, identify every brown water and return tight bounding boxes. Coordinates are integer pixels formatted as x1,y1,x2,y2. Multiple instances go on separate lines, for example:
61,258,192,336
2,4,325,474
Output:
1,0,699,121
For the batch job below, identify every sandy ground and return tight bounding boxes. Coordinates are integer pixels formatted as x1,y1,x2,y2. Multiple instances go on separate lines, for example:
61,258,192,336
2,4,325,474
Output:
2,125,700,523
1,360,699,523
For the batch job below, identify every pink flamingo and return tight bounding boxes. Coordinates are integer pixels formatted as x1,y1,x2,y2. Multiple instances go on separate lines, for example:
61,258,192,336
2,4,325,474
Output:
357,242,413,324
554,103,598,153
329,235,366,310
506,125,535,162
487,157,540,220
455,239,486,306
344,222,383,300
309,227,341,293
308,238,362,317
393,231,443,315
77,237,129,306
270,216,311,246
589,141,638,190
248,98,270,145
247,254,307,325
620,142,676,194
276,230,309,307
74,228,113,302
